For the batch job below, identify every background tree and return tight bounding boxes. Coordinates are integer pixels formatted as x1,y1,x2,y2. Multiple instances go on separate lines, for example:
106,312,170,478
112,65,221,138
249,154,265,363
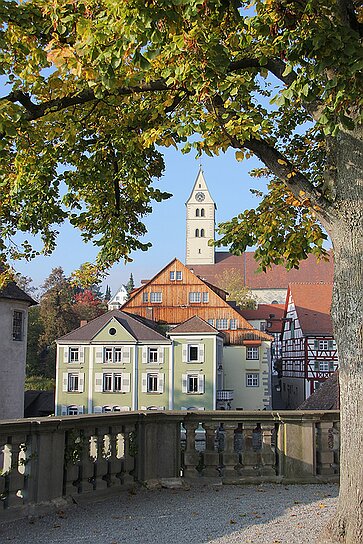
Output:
0,2,361,541
104,285,112,302
126,273,135,297
215,268,257,309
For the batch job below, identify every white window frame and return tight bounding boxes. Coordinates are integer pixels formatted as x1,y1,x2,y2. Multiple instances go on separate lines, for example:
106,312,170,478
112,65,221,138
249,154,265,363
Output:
188,375,199,393
246,346,259,360
246,373,259,387
170,271,175,281
150,292,162,303
202,292,209,303
104,347,113,363
182,373,205,394
216,318,228,330
113,373,122,392
188,345,199,362
68,373,79,392
142,292,149,303
148,347,158,364
103,373,113,392
189,292,201,303
230,319,238,330
176,271,182,280
67,405,79,415
147,373,159,393
319,361,329,372
114,347,122,362
319,340,329,350
69,347,80,363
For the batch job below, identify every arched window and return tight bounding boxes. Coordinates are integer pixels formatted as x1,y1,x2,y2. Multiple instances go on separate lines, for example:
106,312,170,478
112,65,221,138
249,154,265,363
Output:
195,229,199,237
196,208,200,217
200,229,205,237
200,208,205,217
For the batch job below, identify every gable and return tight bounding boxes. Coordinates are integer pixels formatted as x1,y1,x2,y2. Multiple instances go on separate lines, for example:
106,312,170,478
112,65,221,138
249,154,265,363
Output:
93,317,136,343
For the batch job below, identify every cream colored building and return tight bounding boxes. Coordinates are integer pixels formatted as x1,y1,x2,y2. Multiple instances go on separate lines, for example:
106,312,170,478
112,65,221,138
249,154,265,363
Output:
0,282,36,419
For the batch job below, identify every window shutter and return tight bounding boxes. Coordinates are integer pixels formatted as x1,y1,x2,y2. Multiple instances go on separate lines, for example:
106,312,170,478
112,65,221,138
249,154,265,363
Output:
94,406,102,414
198,374,205,394
329,361,335,371
121,373,131,393
314,361,319,371
95,373,103,392
182,374,188,393
199,344,205,363
314,340,319,350
157,373,165,393
123,346,130,363
77,405,84,414
79,346,84,363
78,373,85,393
142,347,148,364
182,345,188,363
95,347,103,363
63,373,68,392
63,348,68,363
61,405,67,416
141,373,147,393
328,340,334,350
158,347,164,364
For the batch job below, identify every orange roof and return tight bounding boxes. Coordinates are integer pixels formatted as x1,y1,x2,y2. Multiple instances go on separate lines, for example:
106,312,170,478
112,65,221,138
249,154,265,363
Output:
287,283,333,335
188,251,333,290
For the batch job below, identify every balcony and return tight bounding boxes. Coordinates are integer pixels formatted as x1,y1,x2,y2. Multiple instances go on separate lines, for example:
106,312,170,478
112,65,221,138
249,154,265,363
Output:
216,389,234,401
0,410,339,522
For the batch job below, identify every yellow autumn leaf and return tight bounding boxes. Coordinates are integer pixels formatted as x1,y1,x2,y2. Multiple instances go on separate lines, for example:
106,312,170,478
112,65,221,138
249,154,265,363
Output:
277,159,287,165
235,151,244,162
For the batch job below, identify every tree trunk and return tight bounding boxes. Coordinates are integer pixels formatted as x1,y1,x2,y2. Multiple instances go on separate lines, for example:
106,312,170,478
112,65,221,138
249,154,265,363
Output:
321,126,363,543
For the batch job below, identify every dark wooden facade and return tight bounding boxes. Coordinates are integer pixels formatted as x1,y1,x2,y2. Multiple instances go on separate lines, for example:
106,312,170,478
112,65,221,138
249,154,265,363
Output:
122,258,271,346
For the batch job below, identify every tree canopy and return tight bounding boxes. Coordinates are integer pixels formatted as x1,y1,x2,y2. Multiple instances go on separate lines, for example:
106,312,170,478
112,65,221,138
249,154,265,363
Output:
0,0,361,278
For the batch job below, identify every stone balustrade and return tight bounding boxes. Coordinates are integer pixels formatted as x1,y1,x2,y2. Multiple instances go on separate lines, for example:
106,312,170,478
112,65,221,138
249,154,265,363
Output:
0,410,340,521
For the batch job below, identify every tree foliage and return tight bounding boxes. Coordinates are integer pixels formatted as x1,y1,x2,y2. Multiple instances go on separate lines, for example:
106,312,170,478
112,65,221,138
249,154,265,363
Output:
215,268,256,309
0,0,361,275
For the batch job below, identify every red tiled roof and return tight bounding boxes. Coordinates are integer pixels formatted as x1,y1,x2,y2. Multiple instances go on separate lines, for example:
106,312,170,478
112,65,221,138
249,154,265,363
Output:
188,251,333,290
239,304,285,321
298,371,339,410
288,283,333,335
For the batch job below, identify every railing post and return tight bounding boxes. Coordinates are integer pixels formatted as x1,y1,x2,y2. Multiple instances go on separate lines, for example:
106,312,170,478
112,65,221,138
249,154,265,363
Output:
137,413,181,483
316,420,339,478
240,423,259,479
201,421,220,479
260,423,276,478
222,422,239,482
280,417,316,482
183,420,200,479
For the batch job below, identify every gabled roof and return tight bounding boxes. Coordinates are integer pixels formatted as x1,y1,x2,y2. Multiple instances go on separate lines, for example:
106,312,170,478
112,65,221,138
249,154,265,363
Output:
0,281,37,306
188,251,333,290
168,315,222,335
287,283,334,336
57,309,170,343
298,372,339,410
239,304,285,333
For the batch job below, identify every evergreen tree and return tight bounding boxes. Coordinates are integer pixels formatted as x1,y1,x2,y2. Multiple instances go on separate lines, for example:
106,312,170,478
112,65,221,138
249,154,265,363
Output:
126,273,135,296
104,285,111,302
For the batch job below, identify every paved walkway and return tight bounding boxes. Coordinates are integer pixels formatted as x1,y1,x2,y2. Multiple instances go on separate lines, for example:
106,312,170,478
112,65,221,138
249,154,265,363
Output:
0,483,338,544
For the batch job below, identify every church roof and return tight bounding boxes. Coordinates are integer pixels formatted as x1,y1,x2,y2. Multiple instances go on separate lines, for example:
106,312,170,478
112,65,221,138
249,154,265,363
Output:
188,251,333,290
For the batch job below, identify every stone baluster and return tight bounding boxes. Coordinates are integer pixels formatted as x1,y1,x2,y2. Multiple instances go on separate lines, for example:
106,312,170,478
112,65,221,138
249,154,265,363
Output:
240,423,259,479
77,427,97,495
6,433,28,509
122,424,136,486
106,425,124,488
63,429,82,496
260,423,276,478
201,421,220,479
94,426,111,491
222,422,239,482
316,421,336,476
183,421,200,479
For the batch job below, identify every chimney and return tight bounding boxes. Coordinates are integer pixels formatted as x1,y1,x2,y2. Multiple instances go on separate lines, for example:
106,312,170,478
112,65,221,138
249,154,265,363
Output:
80,320,88,327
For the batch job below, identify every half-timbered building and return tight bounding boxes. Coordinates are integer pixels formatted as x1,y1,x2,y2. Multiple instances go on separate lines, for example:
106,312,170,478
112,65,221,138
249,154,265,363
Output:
280,283,338,409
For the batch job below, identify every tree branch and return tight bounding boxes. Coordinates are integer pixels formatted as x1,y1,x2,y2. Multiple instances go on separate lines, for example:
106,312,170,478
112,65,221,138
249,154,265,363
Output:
210,95,334,225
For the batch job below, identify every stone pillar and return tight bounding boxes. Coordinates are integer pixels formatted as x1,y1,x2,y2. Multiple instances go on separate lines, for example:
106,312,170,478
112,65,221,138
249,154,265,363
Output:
260,423,276,478
240,423,259,479
222,423,239,482
201,422,220,479
183,421,200,479
282,419,316,482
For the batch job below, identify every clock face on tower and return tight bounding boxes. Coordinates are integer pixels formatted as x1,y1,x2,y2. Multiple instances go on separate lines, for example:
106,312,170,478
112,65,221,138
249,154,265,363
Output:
195,192,205,202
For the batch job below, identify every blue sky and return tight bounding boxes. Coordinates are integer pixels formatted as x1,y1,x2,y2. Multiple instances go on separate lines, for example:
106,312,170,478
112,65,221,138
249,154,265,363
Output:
14,146,269,296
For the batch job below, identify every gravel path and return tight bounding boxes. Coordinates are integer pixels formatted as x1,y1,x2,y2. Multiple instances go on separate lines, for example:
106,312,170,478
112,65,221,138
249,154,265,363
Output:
0,483,338,544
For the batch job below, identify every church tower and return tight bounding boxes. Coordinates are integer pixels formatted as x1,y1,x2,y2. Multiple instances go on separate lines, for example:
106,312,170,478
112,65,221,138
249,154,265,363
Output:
186,168,216,265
